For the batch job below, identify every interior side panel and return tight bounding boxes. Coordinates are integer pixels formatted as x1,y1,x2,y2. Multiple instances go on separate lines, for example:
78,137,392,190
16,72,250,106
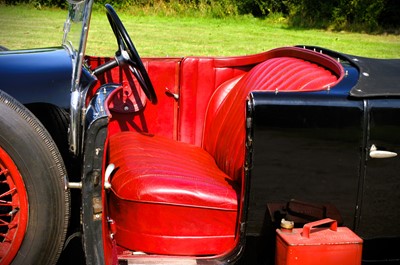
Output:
86,56,181,139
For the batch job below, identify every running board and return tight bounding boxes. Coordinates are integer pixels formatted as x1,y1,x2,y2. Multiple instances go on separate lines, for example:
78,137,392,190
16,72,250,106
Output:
119,256,197,265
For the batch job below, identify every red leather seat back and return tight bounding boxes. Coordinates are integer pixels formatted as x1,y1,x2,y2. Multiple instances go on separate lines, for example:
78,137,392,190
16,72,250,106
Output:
178,51,282,146
202,47,344,181
178,58,248,146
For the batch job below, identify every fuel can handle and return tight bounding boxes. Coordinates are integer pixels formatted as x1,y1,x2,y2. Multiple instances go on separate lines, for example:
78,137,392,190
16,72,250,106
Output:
301,218,338,238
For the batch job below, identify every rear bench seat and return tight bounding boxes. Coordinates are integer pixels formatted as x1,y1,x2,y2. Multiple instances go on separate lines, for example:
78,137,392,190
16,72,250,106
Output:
107,47,344,256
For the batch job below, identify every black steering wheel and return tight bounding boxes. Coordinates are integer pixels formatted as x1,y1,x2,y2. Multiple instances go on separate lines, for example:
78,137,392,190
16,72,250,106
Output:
94,4,157,104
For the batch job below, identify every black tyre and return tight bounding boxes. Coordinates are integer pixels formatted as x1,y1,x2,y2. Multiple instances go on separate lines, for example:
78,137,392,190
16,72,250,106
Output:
0,91,70,264
26,104,85,264
26,103,79,179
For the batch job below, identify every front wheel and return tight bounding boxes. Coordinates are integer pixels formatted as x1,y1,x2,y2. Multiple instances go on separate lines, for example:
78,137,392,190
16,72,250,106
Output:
0,91,70,264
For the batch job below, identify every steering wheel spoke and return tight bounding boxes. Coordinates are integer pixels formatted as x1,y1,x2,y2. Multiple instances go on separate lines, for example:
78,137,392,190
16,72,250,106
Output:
129,66,147,90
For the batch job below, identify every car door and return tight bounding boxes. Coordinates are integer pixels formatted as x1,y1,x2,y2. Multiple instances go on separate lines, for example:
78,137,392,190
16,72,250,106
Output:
356,99,400,238
248,91,365,235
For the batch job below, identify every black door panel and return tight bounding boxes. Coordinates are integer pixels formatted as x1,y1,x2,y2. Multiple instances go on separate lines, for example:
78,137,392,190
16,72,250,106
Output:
248,92,364,235
357,99,400,238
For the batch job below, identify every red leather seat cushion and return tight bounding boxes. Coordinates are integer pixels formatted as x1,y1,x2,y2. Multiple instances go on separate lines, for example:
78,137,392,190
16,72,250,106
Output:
108,132,238,255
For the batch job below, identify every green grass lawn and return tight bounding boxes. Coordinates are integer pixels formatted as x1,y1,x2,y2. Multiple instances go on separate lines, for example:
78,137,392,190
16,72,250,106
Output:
0,4,399,58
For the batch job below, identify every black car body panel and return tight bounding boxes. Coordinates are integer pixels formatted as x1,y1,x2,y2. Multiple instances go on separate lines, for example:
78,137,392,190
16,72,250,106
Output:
246,56,400,262
348,56,400,98
0,47,72,109
248,92,364,235
359,99,400,238
298,45,400,98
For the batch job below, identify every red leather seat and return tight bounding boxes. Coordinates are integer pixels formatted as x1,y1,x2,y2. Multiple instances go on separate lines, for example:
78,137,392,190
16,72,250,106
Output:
107,74,245,256
107,47,344,256
108,132,238,255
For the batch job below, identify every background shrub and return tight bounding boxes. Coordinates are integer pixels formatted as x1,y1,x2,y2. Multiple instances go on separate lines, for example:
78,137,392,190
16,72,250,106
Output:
2,0,399,32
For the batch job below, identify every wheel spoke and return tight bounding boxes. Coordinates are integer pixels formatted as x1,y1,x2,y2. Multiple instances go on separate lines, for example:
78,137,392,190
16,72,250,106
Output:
0,147,28,263
0,232,13,242
0,219,10,226
0,187,16,199
0,202,18,207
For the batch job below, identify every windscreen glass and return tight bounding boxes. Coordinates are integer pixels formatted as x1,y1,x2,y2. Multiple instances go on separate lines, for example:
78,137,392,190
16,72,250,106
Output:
62,0,92,91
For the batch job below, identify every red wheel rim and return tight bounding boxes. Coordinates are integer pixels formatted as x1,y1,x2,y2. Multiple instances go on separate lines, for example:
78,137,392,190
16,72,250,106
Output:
0,147,28,265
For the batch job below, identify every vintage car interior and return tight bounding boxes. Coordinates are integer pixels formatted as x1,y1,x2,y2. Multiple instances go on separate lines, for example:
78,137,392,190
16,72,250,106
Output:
82,7,400,261
0,1,399,264
82,9,348,260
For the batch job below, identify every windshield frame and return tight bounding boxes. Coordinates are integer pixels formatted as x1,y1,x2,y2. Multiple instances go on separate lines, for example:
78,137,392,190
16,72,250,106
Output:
63,0,95,156
62,0,94,93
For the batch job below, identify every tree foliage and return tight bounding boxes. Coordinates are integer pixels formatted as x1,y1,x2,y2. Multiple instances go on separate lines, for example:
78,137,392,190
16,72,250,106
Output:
240,0,399,32
238,0,398,31
287,0,388,31
2,0,399,32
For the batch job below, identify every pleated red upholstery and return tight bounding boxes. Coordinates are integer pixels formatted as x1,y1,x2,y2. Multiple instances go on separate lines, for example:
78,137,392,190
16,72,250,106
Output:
109,132,237,209
108,132,238,255
178,47,343,147
178,57,252,146
202,55,341,181
107,47,344,256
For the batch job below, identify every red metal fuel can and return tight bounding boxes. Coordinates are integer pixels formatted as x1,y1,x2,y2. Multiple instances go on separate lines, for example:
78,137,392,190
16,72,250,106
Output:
275,218,363,265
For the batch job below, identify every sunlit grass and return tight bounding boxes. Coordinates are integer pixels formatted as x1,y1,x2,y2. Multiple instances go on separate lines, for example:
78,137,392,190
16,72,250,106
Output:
0,5,65,49
0,4,399,58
